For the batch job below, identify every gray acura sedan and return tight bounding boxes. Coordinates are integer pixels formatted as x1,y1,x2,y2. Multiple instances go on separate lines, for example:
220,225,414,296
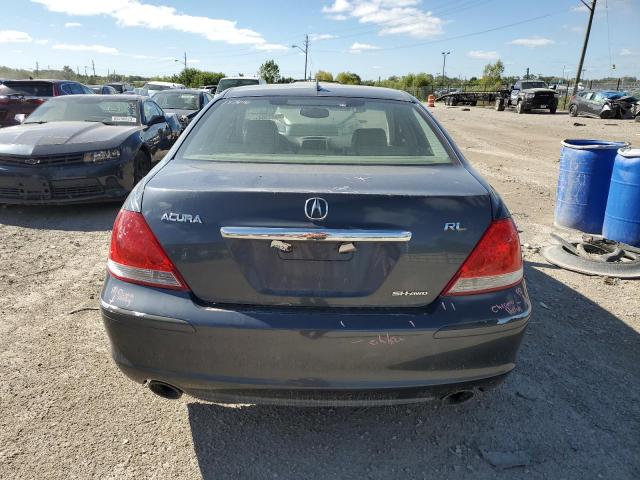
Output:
101,83,531,406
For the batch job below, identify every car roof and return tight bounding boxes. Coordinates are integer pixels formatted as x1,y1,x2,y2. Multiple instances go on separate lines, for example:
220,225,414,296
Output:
1,79,76,84
153,88,203,95
48,94,145,101
222,82,414,102
221,76,260,80
145,81,183,86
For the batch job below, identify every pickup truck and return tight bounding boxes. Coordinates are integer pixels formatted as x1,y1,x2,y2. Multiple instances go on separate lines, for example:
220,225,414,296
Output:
495,80,559,114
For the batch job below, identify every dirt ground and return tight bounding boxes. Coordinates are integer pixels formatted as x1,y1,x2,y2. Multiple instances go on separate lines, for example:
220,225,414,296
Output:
1,107,639,480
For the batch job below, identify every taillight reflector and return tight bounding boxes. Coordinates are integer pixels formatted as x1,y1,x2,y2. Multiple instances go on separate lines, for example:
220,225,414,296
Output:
108,210,188,290
443,218,523,296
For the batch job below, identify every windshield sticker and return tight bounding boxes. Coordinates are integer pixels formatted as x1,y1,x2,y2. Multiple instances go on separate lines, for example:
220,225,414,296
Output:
111,116,137,123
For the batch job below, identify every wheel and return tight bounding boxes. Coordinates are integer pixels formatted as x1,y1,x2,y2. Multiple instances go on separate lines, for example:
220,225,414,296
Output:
133,150,151,184
516,101,524,114
495,98,504,111
549,106,556,114
569,104,578,117
470,100,477,106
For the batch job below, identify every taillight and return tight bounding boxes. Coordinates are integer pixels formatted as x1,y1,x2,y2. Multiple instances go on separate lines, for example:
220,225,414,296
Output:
442,218,523,296
107,210,188,291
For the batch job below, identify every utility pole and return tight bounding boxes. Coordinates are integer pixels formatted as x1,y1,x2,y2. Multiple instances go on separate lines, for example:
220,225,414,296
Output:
525,67,530,80
84,66,88,77
441,51,450,86
183,51,187,71
91,59,96,77
291,35,310,80
573,0,597,95
35,62,39,78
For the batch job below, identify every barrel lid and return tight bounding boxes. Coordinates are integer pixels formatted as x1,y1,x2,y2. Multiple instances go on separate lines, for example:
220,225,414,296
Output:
617,147,640,158
561,139,629,150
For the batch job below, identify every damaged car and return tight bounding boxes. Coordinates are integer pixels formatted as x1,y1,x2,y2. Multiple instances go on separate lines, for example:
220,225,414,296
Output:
0,95,179,204
569,90,639,119
100,83,531,406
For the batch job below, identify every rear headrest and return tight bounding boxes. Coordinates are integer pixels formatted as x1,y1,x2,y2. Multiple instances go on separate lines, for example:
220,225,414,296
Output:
244,120,279,152
352,128,387,154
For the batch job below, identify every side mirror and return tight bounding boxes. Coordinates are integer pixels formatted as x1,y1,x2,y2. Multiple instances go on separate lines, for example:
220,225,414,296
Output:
551,85,557,90
148,114,166,126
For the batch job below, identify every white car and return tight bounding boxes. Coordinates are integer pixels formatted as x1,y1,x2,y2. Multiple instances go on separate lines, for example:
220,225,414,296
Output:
142,81,186,97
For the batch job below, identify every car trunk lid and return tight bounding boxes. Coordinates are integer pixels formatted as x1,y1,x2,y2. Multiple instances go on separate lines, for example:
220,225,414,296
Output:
141,160,492,307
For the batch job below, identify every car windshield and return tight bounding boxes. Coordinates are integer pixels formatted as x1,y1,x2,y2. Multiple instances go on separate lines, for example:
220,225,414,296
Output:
0,82,54,97
25,97,140,125
144,83,172,92
177,96,452,165
520,81,547,89
217,79,260,92
154,92,200,110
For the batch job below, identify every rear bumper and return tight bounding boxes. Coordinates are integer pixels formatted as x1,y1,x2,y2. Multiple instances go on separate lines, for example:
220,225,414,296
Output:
0,157,134,205
100,275,531,406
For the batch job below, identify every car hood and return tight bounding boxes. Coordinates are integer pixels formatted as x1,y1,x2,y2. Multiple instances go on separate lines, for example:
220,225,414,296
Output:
0,121,140,156
522,88,556,94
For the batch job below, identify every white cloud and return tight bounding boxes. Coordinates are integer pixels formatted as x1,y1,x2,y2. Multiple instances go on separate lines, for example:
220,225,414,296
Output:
509,37,555,48
310,33,337,41
349,42,380,53
35,39,49,44
468,50,499,60
0,30,33,43
322,0,351,13
323,0,444,38
53,43,119,54
32,0,285,50
64,22,82,27
619,48,634,56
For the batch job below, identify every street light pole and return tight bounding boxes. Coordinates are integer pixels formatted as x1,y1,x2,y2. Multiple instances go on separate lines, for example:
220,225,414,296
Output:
441,51,450,86
292,35,310,80
573,0,597,95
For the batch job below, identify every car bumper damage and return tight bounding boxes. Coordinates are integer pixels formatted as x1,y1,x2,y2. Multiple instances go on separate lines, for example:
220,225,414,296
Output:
0,157,134,204
100,275,531,406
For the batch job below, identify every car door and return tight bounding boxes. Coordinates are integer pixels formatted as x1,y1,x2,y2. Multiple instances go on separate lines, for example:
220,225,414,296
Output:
510,81,521,104
583,93,599,116
142,100,170,161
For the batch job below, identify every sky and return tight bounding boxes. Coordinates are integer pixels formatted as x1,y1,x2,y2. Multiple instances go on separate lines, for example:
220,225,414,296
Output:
0,0,638,80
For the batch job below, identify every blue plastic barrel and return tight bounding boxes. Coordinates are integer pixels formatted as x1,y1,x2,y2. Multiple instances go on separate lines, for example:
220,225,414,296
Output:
555,139,628,234
603,148,640,247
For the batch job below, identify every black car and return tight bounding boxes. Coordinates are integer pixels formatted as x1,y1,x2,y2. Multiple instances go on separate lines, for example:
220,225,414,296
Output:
0,79,94,128
152,89,213,128
89,85,118,95
106,82,134,94
569,90,638,119
0,95,179,204
100,83,531,406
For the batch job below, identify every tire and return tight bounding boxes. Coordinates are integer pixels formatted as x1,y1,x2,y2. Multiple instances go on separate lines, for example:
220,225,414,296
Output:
516,101,524,114
569,104,578,117
495,98,505,111
133,150,151,185
549,106,556,114
471,100,477,107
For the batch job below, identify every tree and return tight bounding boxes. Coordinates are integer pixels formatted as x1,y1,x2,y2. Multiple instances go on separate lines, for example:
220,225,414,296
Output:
61,65,75,80
315,70,333,82
481,60,504,89
193,71,225,87
335,71,361,85
258,60,280,83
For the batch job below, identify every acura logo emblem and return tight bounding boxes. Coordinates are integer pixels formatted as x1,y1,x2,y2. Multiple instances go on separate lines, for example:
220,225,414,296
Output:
25,158,40,165
304,197,328,221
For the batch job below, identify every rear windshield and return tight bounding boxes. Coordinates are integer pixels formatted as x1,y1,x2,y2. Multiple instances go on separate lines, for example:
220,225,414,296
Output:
0,82,54,97
25,97,140,125
144,83,172,91
217,79,260,92
154,92,200,110
177,96,452,165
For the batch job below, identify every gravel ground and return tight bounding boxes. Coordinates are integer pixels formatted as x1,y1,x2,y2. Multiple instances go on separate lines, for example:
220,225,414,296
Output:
1,107,639,479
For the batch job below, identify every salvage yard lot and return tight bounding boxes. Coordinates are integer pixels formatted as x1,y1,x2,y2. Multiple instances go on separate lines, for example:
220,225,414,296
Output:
1,107,639,479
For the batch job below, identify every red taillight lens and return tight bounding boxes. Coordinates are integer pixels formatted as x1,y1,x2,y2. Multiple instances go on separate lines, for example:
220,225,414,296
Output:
107,210,188,290
443,218,523,296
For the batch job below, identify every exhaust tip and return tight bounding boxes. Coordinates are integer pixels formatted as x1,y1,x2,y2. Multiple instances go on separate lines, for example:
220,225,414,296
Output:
148,380,183,400
441,390,475,406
